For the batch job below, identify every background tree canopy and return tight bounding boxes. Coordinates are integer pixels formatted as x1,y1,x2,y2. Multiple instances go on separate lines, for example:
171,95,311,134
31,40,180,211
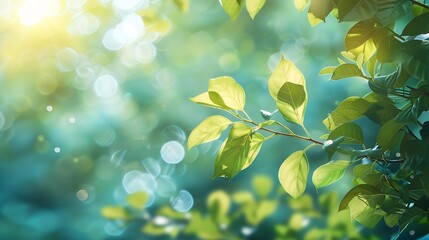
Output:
0,0,428,239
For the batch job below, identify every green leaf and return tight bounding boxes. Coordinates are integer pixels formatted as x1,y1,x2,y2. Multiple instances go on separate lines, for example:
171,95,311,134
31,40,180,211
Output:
374,0,411,26
328,122,364,144
398,207,426,235
208,76,245,110
309,0,333,20
173,0,189,12
252,175,273,198
338,184,382,211
277,82,307,124
252,200,278,225
402,12,429,36
241,132,264,170
376,36,402,63
190,92,229,110
188,115,232,150
184,212,224,239
401,40,429,82
323,136,344,160
142,222,167,235
331,63,366,80
323,97,372,131
319,66,336,75
268,55,306,102
214,123,263,178
294,0,310,11
246,0,267,19
312,160,350,189
338,0,379,21
101,206,131,220
377,118,406,150
278,150,309,199
345,20,377,51
349,197,383,228
127,192,149,209
221,0,244,21
308,11,324,26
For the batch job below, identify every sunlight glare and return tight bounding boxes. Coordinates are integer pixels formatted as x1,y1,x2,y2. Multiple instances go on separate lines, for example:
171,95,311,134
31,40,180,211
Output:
19,0,61,26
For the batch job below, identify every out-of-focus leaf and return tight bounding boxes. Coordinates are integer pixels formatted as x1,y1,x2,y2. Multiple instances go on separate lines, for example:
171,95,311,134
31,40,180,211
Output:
246,0,267,19
309,0,333,20
208,76,245,110
331,63,366,80
207,190,230,224
338,0,379,21
187,115,232,150
320,66,336,75
127,192,149,210
277,82,307,124
252,175,273,198
402,12,429,36
173,0,189,12
312,160,350,189
232,191,254,204
142,222,166,235
323,97,372,131
184,212,224,239
278,150,309,199
101,206,131,220
328,122,364,144
221,0,244,21
294,0,310,11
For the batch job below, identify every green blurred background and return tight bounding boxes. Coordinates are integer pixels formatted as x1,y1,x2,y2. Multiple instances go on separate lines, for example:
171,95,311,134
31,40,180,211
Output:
0,0,422,239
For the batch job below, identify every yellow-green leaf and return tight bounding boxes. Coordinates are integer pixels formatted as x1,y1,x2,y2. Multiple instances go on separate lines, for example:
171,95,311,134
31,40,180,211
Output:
328,122,364,144
173,0,189,12
312,160,350,189
207,190,231,224
294,0,310,11
221,0,244,21
278,150,309,199
188,115,232,150
208,76,245,110
331,64,366,80
309,0,333,21
246,0,267,19
277,82,307,124
319,66,336,75
252,175,273,198
213,123,252,178
190,92,229,110
101,206,130,220
127,191,149,209
323,97,372,131
268,55,306,101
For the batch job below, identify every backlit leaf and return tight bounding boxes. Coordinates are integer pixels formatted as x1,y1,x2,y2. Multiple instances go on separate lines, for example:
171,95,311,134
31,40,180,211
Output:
319,66,336,75
328,122,364,144
207,190,230,224
331,64,366,80
309,0,333,20
221,0,244,21
101,206,131,220
190,92,229,110
338,184,382,211
208,76,245,110
277,82,307,124
173,0,189,12
345,20,377,51
323,97,372,130
294,0,310,11
268,55,306,102
246,0,267,19
188,115,232,150
278,150,309,199
312,160,350,189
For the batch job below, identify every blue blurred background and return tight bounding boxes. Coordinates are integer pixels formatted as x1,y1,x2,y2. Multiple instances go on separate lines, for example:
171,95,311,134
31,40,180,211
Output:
0,0,416,239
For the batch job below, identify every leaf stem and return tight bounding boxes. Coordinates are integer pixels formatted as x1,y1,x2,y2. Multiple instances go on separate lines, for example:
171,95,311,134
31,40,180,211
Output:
257,125,323,145
273,121,295,135
411,0,429,9
300,124,312,138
